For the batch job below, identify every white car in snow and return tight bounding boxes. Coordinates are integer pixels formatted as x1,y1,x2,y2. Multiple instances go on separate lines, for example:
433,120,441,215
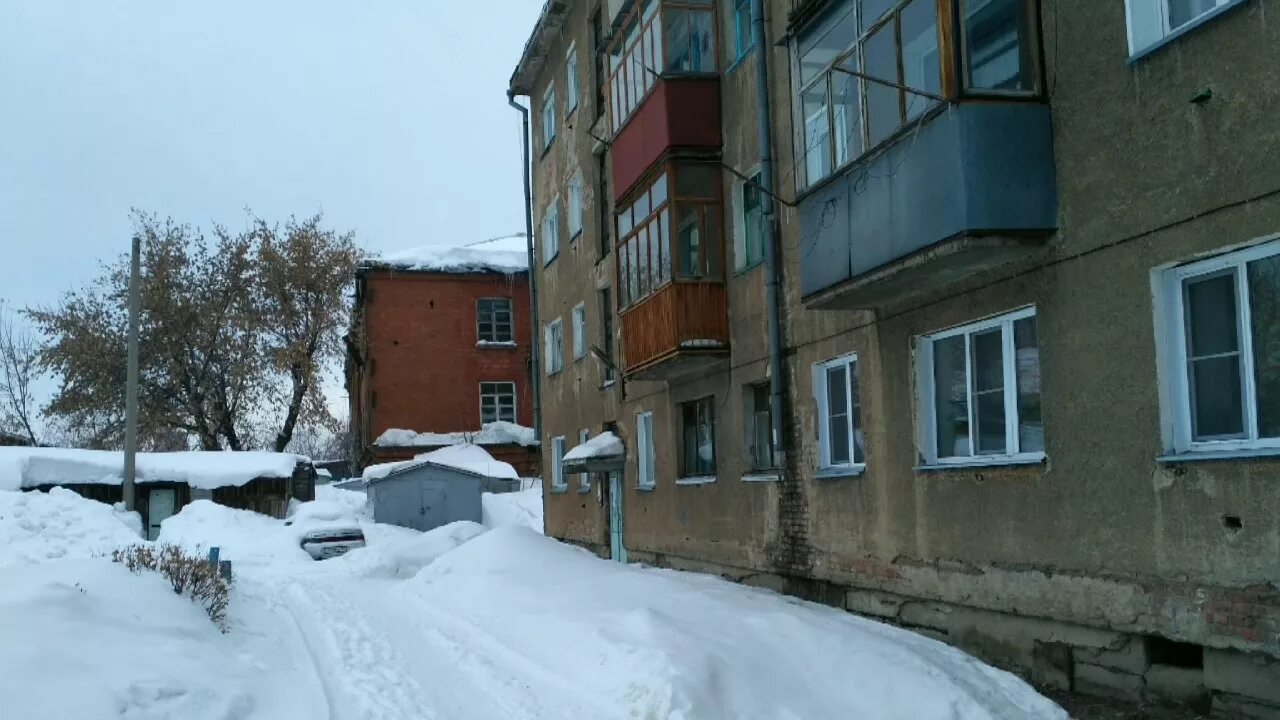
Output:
286,501,367,560
298,526,366,560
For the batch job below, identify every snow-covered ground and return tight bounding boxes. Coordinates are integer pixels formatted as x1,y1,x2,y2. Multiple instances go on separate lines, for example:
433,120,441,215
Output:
0,485,1066,720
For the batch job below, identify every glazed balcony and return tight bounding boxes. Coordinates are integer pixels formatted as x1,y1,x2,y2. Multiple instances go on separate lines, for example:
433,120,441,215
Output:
616,161,729,380
790,0,1058,310
607,0,721,199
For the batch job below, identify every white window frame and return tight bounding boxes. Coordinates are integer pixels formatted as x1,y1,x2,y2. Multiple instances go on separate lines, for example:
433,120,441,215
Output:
1156,237,1280,455
812,353,865,471
577,428,591,489
1124,0,1234,56
551,435,567,490
916,306,1044,467
572,303,587,360
637,411,656,488
541,89,557,149
542,200,560,264
568,171,584,238
565,43,580,114
544,318,564,375
478,381,518,425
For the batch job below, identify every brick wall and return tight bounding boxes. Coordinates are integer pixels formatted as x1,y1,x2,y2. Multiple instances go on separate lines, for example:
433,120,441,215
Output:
358,270,533,455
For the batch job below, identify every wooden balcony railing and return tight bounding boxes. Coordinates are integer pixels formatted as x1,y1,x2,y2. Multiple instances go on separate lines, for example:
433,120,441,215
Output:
619,281,728,376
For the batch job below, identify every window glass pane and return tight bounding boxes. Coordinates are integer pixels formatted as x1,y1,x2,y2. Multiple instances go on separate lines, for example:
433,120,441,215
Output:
933,335,969,458
861,0,895,30
1185,273,1239,357
666,9,715,72
962,0,1037,92
658,209,672,284
634,188,651,221
970,328,1006,454
743,175,762,265
831,64,862,165
704,203,722,277
648,222,663,288
1190,356,1244,439
802,79,831,186
1014,316,1043,453
901,0,942,120
619,240,631,305
677,204,703,278
651,172,669,208
825,365,851,464
638,225,651,297
1168,0,1217,29
798,2,856,84
1248,255,1280,438
628,238,641,301
863,22,900,148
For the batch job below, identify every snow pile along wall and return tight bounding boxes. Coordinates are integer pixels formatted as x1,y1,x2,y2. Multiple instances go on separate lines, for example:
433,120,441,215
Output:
481,486,543,533
407,527,1068,720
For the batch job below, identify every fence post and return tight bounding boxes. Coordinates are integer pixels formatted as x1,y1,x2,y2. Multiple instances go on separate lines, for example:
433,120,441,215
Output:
218,560,232,581
208,546,220,567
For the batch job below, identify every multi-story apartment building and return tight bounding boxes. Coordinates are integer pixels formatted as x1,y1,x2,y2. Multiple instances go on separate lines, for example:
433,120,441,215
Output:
511,0,1280,712
346,237,539,475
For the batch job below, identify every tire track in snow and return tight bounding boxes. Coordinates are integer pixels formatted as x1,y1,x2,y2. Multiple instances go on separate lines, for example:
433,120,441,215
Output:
389,587,624,720
282,582,438,720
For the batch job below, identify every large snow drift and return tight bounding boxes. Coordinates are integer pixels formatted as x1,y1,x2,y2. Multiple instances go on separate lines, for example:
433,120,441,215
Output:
481,486,543,533
0,447,306,491
376,421,538,448
406,527,1068,720
0,559,323,720
364,235,529,274
0,488,141,567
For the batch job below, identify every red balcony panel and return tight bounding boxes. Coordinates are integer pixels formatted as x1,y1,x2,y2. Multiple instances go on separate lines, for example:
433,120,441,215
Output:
611,77,721,201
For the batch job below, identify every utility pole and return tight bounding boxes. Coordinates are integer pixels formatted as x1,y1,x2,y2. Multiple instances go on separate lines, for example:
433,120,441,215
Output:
122,234,141,510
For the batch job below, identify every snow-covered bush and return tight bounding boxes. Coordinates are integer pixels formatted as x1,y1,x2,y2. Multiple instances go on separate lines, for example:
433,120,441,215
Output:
111,544,232,632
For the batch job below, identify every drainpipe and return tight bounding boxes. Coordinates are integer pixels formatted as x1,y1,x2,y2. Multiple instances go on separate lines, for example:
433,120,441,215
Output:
508,94,543,442
752,0,786,467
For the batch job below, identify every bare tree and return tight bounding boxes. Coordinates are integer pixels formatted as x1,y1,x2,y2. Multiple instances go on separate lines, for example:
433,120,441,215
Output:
0,301,42,445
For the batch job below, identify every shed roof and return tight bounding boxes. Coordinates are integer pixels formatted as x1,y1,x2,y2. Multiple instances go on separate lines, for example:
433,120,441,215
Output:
362,445,519,485
0,448,309,492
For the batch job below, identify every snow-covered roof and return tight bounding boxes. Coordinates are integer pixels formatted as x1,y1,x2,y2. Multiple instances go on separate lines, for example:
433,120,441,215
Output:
363,444,519,483
375,421,538,448
0,448,308,492
562,432,624,463
361,235,529,275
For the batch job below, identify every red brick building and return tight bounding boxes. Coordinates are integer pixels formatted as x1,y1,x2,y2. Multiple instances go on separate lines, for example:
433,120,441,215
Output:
346,237,538,475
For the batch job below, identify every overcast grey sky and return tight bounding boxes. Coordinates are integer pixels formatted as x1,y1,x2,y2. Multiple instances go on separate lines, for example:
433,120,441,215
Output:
0,0,543,423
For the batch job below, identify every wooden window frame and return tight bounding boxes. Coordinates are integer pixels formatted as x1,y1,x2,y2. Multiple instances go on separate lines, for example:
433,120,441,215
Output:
790,0,1045,191
478,381,518,425
476,297,514,343
606,0,720,133
615,160,725,312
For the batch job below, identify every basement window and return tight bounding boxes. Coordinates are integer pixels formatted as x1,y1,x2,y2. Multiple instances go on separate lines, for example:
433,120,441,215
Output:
1146,636,1204,669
